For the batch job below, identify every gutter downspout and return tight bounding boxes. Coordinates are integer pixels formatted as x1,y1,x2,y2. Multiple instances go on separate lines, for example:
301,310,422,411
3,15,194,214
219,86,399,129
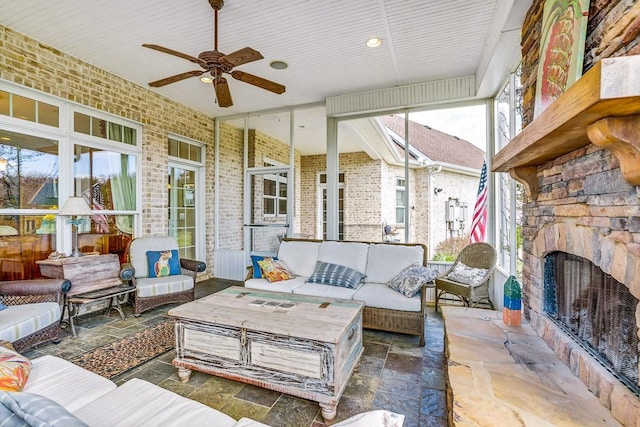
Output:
427,164,442,258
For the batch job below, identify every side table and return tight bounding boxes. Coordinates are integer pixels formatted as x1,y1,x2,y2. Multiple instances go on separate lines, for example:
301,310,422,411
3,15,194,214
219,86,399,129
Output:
36,254,127,336
66,285,136,337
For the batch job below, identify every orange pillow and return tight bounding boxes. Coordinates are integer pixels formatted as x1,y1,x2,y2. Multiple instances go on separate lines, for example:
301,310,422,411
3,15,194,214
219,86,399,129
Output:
257,258,294,283
0,345,31,392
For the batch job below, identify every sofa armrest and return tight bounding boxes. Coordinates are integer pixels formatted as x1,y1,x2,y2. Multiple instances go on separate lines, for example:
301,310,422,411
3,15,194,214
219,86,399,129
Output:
0,279,71,305
245,265,254,281
120,262,135,281
180,258,206,273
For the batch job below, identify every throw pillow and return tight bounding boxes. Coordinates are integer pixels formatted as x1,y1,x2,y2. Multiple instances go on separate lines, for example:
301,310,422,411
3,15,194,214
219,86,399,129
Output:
305,261,365,289
250,255,278,279
387,264,439,298
146,249,181,278
445,262,489,286
0,391,89,427
0,346,31,392
257,258,294,283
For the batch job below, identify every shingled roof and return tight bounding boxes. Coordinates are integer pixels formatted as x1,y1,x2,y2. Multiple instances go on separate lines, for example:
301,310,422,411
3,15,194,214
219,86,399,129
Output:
379,115,485,170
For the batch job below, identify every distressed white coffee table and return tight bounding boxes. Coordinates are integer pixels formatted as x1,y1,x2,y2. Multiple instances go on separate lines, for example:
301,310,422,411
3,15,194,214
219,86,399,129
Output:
168,286,364,421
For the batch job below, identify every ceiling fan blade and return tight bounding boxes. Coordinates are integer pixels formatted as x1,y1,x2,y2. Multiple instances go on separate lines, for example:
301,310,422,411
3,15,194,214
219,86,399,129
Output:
142,44,207,67
219,47,264,67
230,70,286,95
214,77,233,107
148,70,205,87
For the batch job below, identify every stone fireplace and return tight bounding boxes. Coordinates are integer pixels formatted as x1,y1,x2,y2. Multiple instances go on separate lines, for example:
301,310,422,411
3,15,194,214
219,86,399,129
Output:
493,53,640,423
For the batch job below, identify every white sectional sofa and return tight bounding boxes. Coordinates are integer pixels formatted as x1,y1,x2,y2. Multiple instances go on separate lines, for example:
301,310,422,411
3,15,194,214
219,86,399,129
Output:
10,354,270,427
245,238,431,346
3,353,404,426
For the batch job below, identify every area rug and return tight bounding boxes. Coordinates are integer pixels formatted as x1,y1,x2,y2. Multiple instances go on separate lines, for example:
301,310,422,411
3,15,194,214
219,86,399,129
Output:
69,321,175,379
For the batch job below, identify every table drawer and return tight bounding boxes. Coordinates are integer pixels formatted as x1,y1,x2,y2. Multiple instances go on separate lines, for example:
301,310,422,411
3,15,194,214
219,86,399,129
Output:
180,325,242,362
251,342,323,378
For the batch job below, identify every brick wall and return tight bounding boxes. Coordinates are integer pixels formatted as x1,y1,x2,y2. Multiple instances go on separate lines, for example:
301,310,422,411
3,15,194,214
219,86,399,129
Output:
0,25,217,276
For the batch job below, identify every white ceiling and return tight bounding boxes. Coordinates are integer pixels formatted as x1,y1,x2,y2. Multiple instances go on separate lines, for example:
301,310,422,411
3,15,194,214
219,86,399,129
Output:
0,0,531,155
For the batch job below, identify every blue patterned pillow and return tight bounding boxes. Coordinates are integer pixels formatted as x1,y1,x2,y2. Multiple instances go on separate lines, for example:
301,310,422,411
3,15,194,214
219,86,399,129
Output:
306,261,365,289
146,250,181,278
0,391,89,426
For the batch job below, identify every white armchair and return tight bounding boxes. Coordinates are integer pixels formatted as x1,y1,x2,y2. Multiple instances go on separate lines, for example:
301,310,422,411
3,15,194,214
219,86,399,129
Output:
122,236,206,316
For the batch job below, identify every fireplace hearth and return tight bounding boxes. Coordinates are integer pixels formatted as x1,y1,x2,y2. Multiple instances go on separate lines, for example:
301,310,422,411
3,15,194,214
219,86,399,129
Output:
544,251,639,394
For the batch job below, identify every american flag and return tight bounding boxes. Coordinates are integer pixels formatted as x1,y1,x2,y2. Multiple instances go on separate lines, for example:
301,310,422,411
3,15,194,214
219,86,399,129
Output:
83,182,110,233
469,160,488,244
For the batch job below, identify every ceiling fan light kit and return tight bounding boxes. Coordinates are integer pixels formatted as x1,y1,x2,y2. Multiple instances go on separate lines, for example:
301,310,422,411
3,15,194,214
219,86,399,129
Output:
143,0,285,107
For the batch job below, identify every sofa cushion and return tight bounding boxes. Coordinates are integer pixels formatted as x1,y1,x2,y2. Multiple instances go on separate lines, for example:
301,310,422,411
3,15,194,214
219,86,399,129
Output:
0,346,30,392
244,276,306,293
0,303,60,344
306,261,365,289
365,244,425,284
277,240,321,276
445,262,488,286
24,355,117,413
146,250,181,278
135,275,194,298
353,283,421,312
257,258,294,283
0,391,89,427
318,241,369,273
293,282,361,300
387,264,439,298
73,378,237,427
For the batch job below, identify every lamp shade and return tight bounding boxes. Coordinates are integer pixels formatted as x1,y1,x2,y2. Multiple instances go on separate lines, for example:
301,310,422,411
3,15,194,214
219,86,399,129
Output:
59,197,92,216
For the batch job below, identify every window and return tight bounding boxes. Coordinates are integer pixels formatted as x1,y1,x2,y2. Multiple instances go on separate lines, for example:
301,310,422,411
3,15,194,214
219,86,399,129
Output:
395,178,406,224
0,90,59,127
495,64,524,277
0,130,59,280
74,112,137,145
263,162,288,217
168,137,202,162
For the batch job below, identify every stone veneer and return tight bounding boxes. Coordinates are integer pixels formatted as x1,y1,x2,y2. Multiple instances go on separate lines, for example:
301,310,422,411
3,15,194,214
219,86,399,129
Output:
517,1,640,423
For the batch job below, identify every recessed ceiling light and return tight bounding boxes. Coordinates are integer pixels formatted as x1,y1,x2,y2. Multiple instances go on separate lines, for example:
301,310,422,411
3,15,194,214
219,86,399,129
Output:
366,37,382,48
200,76,213,83
270,60,288,70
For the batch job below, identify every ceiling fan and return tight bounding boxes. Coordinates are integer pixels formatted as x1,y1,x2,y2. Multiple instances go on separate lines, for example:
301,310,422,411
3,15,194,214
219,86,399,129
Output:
142,0,285,107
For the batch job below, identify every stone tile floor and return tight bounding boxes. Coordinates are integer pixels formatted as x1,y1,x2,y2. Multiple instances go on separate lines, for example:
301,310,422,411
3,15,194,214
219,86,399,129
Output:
24,279,447,427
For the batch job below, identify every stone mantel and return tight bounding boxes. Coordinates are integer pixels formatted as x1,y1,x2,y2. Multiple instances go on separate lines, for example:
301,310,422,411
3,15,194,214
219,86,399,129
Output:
492,55,640,199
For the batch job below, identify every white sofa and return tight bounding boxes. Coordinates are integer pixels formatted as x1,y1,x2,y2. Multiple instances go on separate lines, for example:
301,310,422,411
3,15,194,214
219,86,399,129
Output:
245,238,430,346
4,354,403,426
10,355,269,427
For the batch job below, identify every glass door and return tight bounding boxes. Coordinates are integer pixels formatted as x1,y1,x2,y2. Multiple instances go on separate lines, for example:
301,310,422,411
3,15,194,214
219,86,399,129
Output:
168,163,199,259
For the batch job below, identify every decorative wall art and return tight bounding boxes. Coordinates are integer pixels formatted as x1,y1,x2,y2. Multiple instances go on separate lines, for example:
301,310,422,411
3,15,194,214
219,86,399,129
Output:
534,0,590,117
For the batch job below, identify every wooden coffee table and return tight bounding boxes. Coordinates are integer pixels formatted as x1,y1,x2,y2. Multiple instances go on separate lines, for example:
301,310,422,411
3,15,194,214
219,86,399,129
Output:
168,286,364,421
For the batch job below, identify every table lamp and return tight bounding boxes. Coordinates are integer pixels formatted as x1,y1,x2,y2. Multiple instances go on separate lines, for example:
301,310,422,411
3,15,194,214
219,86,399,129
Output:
59,196,93,257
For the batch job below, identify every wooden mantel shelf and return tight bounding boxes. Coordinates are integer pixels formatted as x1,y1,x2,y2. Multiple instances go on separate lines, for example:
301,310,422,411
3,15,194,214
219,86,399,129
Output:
492,55,640,198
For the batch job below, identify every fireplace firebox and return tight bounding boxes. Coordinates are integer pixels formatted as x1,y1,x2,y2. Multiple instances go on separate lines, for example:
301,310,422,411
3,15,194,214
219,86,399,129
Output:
544,251,639,394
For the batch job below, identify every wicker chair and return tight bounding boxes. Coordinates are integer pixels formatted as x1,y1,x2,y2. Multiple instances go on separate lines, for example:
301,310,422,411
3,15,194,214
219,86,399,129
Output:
122,236,206,316
0,278,71,352
435,242,497,311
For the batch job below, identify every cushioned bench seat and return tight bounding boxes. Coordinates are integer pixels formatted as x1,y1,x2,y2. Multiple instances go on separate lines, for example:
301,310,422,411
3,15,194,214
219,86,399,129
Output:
0,303,60,344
